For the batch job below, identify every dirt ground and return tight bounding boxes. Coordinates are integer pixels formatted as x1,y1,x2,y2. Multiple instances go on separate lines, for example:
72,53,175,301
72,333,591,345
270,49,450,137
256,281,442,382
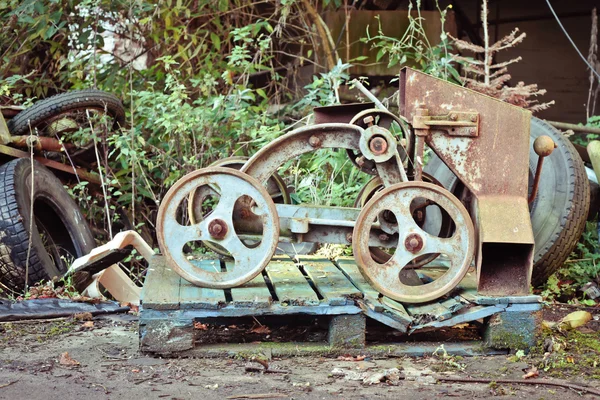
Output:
0,306,599,400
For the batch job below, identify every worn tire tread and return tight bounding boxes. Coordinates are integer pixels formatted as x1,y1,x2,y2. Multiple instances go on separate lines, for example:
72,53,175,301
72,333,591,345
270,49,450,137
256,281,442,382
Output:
531,129,590,286
0,160,46,292
7,89,125,136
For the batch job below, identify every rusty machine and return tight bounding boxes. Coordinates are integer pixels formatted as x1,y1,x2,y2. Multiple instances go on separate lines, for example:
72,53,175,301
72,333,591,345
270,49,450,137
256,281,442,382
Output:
149,67,554,305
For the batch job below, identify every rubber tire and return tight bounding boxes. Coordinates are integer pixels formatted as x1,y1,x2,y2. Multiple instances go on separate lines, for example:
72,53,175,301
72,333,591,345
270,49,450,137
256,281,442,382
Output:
7,89,125,136
424,117,590,287
0,158,96,292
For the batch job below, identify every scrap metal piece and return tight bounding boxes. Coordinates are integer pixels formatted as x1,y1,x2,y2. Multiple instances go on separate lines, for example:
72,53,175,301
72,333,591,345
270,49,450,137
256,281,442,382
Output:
156,167,279,288
68,230,153,305
241,123,365,184
352,181,475,303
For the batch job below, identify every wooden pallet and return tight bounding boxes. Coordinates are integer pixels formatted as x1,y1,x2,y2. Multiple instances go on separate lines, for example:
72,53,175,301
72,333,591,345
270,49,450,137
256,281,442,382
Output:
139,255,542,354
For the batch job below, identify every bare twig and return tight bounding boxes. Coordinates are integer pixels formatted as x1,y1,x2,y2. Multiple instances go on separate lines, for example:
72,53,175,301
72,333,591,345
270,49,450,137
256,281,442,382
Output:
0,381,18,389
434,376,600,396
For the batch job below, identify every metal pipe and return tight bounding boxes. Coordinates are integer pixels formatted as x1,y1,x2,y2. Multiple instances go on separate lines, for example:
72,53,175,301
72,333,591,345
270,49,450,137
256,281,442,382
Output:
528,156,545,203
529,135,557,203
546,120,600,135
351,79,388,111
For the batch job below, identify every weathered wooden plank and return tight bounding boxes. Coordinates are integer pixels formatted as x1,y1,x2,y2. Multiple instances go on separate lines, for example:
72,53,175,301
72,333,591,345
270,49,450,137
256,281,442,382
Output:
439,296,466,313
179,260,227,309
334,257,381,300
264,259,320,306
406,300,453,323
380,296,410,316
299,256,362,306
356,299,410,332
141,256,181,310
459,288,478,303
409,305,505,333
228,265,273,308
335,257,413,320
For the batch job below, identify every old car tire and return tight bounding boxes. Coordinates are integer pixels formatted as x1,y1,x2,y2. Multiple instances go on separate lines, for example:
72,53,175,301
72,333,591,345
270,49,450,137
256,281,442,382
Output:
528,118,589,286
424,117,589,287
0,158,95,293
8,89,125,136
7,90,125,166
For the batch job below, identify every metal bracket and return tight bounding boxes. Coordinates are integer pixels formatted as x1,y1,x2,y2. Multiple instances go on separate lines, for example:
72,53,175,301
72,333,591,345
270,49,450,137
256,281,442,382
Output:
413,111,479,137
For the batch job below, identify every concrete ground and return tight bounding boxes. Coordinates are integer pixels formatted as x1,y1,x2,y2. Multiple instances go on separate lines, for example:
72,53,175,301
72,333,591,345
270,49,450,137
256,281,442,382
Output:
1,310,599,399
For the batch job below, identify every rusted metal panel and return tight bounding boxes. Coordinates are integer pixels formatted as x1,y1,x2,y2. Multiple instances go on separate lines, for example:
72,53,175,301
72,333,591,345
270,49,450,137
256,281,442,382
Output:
400,67,534,295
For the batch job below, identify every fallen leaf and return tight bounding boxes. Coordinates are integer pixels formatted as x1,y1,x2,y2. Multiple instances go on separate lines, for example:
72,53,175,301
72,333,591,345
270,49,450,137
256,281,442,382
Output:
82,321,94,328
131,369,140,373
542,320,557,329
452,323,470,329
250,325,271,334
121,302,139,313
59,352,80,367
522,366,539,379
73,312,93,321
194,322,208,330
337,355,367,362
566,356,575,363
559,311,592,330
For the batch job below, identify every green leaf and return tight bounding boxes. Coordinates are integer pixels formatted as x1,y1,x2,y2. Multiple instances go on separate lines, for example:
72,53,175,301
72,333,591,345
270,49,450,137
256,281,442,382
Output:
256,88,267,99
210,32,221,51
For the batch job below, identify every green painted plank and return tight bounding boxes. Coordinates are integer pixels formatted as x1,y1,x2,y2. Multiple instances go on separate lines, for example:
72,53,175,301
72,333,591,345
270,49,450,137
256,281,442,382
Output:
299,256,361,306
357,300,409,332
141,256,181,310
264,259,320,306
228,266,273,308
334,257,381,299
459,288,478,303
409,305,504,333
440,296,465,313
179,260,227,309
380,296,410,316
406,301,453,321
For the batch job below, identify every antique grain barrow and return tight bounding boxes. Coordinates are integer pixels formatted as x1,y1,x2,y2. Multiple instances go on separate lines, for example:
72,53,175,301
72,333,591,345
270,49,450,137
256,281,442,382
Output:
72,68,553,355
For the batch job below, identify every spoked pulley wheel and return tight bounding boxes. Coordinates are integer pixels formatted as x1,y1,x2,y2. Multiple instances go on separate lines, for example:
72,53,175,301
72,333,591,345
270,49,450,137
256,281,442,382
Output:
347,108,412,175
156,167,279,288
354,174,454,266
352,181,474,303
187,156,289,257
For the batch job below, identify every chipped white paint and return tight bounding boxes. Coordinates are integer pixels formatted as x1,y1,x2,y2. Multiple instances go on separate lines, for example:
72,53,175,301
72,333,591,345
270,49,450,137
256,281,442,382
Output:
440,103,455,110
430,134,482,192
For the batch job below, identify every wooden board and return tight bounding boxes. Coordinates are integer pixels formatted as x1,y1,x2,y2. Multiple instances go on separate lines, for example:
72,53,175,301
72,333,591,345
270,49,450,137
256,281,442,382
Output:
299,256,362,306
335,257,381,300
335,257,411,322
406,301,453,322
264,258,320,306
141,256,181,310
228,268,273,308
179,260,227,309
